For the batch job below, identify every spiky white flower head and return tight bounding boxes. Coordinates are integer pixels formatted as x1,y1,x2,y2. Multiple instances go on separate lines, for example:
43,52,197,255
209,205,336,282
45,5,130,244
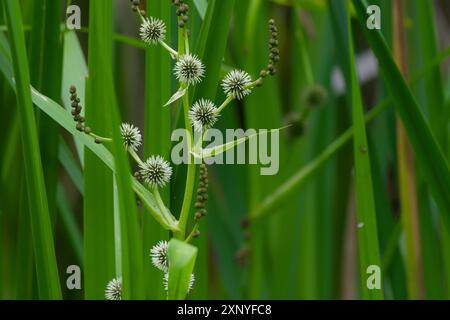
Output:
188,99,219,132
120,123,142,151
105,277,122,300
150,240,169,272
139,155,172,188
174,54,205,85
222,70,252,100
140,17,166,45
163,272,195,294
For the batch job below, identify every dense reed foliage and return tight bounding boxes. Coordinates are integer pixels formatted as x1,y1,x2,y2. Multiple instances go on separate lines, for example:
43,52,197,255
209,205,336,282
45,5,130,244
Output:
1,0,449,300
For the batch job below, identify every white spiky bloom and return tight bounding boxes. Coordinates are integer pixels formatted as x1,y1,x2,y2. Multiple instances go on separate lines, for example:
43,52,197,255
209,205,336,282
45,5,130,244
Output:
222,70,252,100
188,99,219,132
163,272,195,294
105,277,122,300
150,240,169,272
120,123,142,151
140,17,166,45
174,54,205,85
139,155,172,188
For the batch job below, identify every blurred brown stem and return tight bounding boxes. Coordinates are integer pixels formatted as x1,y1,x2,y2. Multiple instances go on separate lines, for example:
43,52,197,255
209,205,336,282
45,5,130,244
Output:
393,0,424,300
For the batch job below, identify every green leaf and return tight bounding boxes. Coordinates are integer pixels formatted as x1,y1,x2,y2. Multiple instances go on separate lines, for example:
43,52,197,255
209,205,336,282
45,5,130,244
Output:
193,0,207,19
88,0,146,299
352,0,450,229
167,239,198,300
164,87,187,107
347,9,383,299
58,138,83,194
144,1,172,300
56,183,83,264
3,0,61,299
84,0,115,298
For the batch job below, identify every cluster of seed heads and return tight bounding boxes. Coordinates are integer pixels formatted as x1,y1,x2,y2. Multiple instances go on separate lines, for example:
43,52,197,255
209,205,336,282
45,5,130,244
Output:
194,164,209,227
267,19,280,76
129,0,145,16
283,85,327,140
302,84,327,109
172,0,189,29
284,112,305,139
70,86,99,143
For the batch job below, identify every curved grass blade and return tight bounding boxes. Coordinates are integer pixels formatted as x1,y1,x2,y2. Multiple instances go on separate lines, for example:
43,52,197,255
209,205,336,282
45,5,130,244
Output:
193,0,207,19
144,0,173,300
90,0,145,299
56,183,83,264
347,10,383,299
352,0,450,228
84,0,116,298
4,0,61,299
29,0,63,222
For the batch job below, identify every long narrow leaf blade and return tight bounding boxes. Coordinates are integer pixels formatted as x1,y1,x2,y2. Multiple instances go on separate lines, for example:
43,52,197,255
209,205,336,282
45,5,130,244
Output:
4,0,61,299
347,8,383,300
352,0,450,226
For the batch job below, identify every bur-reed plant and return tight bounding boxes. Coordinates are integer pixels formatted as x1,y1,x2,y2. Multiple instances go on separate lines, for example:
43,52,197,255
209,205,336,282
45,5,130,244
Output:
1,0,450,301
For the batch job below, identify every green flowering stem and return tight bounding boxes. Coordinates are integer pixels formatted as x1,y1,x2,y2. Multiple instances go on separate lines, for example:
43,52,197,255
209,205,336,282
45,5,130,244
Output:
184,29,190,55
136,8,146,23
153,187,174,226
245,79,261,89
177,90,197,240
174,16,197,240
88,133,113,143
216,95,234,114
185,223,199,243
128,148,145,167
159,40,179,59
